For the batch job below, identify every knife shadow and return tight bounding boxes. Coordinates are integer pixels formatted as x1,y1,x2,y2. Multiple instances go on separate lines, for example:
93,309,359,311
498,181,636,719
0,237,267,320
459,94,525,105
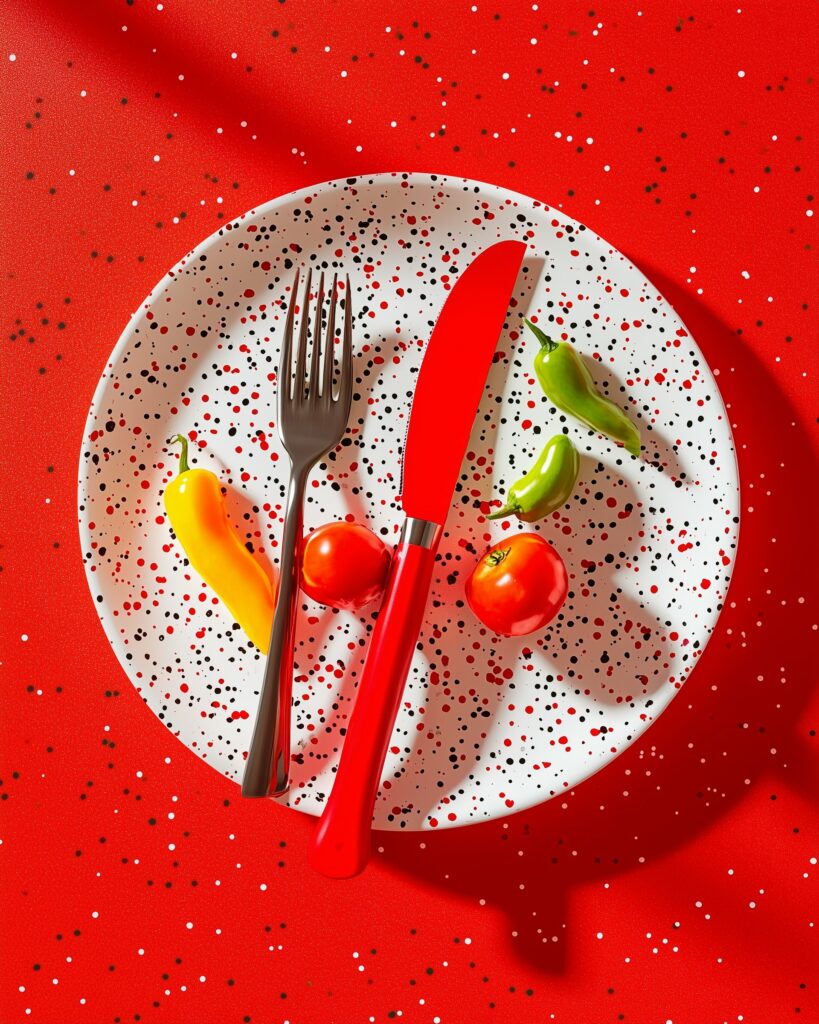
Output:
367,265,817,978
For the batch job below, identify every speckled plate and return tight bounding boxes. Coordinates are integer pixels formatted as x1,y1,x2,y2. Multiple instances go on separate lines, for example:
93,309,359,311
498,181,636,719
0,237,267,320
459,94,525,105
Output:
78,172,739,831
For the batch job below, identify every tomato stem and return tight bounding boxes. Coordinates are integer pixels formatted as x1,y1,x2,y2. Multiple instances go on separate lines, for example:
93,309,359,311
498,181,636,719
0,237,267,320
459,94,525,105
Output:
486,546,512,568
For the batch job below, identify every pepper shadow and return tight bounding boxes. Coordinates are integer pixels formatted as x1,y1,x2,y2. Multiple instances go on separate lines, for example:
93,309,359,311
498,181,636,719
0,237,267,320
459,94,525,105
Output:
365,270,818,978
576,352,691,485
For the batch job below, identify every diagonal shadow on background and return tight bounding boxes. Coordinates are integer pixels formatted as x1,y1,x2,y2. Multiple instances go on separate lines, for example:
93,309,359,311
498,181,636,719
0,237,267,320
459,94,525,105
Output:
31,0,378,183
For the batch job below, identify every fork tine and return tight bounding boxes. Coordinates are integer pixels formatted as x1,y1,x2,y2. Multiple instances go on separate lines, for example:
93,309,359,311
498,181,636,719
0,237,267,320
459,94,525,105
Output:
322,273,338,400
308,272,325,401
278,268,299,406
294,268,312,399
338,274,353,412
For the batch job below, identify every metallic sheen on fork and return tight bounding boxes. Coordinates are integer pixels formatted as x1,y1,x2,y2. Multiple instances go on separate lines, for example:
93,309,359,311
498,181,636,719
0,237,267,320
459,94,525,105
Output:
242,268,353,798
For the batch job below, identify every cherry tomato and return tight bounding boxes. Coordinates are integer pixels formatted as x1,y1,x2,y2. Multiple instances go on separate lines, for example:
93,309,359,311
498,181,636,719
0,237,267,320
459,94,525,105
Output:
465,533,567,636
300,522,391,611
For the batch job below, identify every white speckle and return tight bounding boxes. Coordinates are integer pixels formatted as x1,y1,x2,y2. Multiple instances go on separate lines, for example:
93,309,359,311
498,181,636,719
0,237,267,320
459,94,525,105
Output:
554,131,561,138
186,921,193,930
260,883,267,891
390,120,397,127
136,770,143,778
199,975,206,983
138,948,144,955
586,137,594,144
9,53,16,61
231,52,237,59
690,266,697,273
153,154,160,162
530,38,537,45
807,209,814,217
121,25,127,31
355,144,362,152
340,70,347,77
21,634,28,642
603,164,611,172
502,72,510,80
737,69,745,77
596,931,604,939
80,90,87,97
741,270,750,279
178,74,185,81
157,2,164,8
91,911,99,919
324,45,331,52
69,169,75,176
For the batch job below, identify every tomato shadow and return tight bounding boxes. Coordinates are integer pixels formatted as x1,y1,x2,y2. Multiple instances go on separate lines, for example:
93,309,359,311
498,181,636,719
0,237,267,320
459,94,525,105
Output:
384,451,672,826
370,266,818,976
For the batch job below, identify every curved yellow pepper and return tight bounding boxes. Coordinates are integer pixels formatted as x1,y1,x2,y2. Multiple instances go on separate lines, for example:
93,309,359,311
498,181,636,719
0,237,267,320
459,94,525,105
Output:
163,435,276,652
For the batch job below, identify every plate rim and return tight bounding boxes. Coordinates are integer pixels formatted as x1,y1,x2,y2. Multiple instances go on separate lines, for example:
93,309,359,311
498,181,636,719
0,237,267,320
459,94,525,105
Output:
77,170,741,828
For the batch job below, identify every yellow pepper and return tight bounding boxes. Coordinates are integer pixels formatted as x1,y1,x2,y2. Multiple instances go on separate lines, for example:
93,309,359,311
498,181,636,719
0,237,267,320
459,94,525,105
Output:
163,434,276,652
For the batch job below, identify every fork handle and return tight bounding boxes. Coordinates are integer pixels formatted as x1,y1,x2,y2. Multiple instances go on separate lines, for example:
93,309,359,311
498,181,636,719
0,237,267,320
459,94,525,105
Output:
242,461,309,797
308,518,442,878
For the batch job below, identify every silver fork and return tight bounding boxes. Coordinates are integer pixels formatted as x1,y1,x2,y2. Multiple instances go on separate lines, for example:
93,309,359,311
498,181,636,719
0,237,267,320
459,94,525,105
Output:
242,267,353,798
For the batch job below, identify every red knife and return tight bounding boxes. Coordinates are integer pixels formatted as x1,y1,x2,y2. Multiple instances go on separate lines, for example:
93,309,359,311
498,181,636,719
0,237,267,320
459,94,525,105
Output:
308,239,526,878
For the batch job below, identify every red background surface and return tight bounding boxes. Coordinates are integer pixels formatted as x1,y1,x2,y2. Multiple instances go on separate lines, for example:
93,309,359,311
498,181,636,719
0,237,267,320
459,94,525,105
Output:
2,2,818,1022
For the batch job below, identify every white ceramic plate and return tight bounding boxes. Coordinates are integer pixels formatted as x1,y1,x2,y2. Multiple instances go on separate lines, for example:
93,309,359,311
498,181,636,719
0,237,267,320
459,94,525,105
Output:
78,172,739,830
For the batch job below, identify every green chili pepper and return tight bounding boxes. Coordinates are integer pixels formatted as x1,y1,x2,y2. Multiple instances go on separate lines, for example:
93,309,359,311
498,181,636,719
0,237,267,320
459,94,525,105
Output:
488,434,579,522
525,319,641,457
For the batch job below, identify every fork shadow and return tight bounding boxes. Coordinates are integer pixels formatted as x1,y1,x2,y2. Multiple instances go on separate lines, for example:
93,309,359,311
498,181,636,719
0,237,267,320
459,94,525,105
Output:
366,266,818,976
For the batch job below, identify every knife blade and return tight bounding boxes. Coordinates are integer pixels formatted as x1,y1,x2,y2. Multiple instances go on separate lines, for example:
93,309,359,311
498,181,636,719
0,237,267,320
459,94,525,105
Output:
401,240,527,524
308,239,526,878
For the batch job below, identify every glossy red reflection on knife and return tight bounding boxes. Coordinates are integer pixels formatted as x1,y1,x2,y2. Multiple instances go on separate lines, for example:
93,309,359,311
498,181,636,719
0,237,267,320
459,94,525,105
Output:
401,239,527,525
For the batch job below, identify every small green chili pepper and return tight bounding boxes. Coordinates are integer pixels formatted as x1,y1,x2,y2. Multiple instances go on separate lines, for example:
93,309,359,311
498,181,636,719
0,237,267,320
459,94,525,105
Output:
525,319,641,457
488,434,579,522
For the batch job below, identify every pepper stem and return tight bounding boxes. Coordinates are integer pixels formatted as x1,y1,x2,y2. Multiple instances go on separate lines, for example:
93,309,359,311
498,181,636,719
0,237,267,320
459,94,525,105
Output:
169,434,190,474
524,318,558,353
487,503,519,521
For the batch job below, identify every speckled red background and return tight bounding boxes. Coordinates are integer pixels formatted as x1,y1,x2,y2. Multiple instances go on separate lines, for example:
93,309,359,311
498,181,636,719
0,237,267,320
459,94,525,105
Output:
2,2,818,1022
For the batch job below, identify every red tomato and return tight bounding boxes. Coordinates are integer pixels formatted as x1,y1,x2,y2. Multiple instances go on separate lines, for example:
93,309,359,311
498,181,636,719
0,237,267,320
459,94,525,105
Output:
300,522,391,611
465,533,567,637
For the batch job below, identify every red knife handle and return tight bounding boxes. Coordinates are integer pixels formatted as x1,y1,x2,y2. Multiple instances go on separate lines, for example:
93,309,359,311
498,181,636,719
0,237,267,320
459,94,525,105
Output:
308,520,442,879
